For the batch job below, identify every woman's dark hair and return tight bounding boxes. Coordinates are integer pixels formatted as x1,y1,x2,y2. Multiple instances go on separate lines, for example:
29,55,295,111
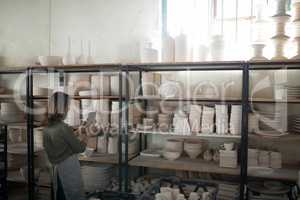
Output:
48,92,70,122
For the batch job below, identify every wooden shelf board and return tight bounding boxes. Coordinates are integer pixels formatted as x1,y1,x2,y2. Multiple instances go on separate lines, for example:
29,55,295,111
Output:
130,129,241,139
33,95,120,100
248,166,299,181
79,153,138,164
129,155,240,176
249,133,300,140
132,96,242,102
250,98,300,103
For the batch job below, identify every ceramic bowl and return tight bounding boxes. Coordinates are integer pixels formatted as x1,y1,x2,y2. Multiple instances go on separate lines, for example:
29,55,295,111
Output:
83,147,95,157
163,150,181,161
38,56,62,66
165,139,183,152
184,140,203,159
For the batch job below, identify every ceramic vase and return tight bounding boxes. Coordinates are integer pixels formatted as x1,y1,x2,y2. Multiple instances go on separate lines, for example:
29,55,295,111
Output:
250,44,268,60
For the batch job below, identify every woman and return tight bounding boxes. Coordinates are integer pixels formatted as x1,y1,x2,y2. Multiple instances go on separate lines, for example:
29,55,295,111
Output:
43,92,87,200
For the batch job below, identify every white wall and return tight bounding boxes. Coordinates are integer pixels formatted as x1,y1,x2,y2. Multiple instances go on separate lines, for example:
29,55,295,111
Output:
0,0,160,66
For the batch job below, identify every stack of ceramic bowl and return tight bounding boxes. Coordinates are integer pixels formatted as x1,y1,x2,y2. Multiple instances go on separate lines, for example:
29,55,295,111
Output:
291,0,300,59
159,80,182,98
270,0,290,60
173,110,191,135
64,100,81,127
230,105,242,135
163,139,183,161
248,149,259,167
91,75,110,96
94,100,110,129
81,164,114,192
201,106,215,133
249,113,259,133
143,118,155,130
270,152,282,169
0,102,25,123
184,140,203,159
189,105,202,134
67,74,90,95
158,113,171,132
146,106,159,122
258,151,270,167
110,101,120,128
34,128,44,149
215,105,229,135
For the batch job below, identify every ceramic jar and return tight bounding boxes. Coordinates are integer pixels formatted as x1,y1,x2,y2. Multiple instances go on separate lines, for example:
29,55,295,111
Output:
250,44,268,61
175,33,189,62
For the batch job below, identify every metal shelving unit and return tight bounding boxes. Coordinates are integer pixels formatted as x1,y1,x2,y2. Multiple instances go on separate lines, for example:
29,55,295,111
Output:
0,60,299,200
0,125,7,199
123,61,249,200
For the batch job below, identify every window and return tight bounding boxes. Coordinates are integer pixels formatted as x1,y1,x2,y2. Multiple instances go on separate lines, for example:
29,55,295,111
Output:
164,0,293,60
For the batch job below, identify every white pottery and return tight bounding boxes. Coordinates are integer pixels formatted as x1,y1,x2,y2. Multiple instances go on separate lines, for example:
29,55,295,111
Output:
34,128,44,149
162,33,175,62
159,81,182,98
97,136,107,153
292,37,300,59
63,37,75,65
223,143,234,151
293,1,300,21
195,45,208,62
175,33,189,62
272,15,290,36
38,56,62,66
165,139,183,152
108,136,118,154
91,75,110,96
87,40,94,64
250,44,268,61
184,140,202,159
271,35,289,60
210,35,224,61
140,41,159,63
77,40,87,64
274,0,288,16
163,150,181,161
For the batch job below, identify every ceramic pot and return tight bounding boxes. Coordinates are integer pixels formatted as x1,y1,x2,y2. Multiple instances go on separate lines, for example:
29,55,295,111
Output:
250,44,268,61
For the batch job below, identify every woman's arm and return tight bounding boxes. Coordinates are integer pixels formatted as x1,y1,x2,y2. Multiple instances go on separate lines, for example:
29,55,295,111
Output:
61,123,87,154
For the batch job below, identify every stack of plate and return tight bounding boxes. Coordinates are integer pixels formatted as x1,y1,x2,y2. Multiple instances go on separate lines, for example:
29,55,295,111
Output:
230,105,242,135
91,75,110,96
158,113,171,131
64,100,81,127
189,105,202,134
201,106,215,133
217,183,239,200
275,84,300,99
67,74,90,95
289,114,300,133
128,103,142,128
258,151,270,168
219,150,238,168
81,99,94,122
34,128,44,149
81,164,115,192
0,102,25,124
111,101,120,128
215,105,228,135
249,113,259,133
173,111,191,135
248,149,259,167
94,100,110,129
270,152,282,169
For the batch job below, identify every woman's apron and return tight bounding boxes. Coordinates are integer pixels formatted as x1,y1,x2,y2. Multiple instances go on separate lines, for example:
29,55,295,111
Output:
52,155,85,200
